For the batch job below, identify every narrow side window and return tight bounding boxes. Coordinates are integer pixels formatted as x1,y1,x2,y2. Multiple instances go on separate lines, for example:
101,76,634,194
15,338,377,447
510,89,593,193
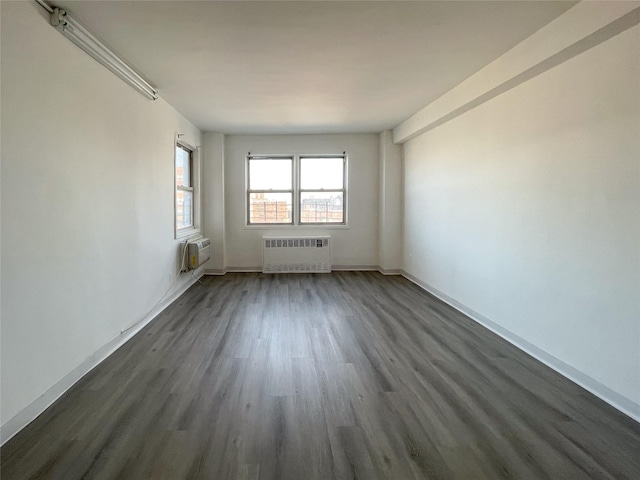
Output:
176,144,194,231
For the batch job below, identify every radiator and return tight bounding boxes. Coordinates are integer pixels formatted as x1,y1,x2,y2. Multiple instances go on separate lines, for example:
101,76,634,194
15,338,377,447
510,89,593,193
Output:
263,236,331,273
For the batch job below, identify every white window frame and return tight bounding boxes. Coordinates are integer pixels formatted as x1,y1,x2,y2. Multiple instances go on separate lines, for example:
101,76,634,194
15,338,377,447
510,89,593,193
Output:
174,137,201,239
245,153,347,226
298,155,347,226
246,155,295,225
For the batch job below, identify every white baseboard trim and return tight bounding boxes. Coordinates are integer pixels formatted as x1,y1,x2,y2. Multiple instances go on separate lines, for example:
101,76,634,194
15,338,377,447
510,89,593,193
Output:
225,266,262,273
402,271,640,423
332,265,379,271
0,273,203,446
207,266,388,275
204,268,226,275
378,267,402,275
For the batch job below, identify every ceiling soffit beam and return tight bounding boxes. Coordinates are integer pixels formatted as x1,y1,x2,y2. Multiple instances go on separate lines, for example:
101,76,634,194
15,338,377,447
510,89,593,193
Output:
393,2,640,144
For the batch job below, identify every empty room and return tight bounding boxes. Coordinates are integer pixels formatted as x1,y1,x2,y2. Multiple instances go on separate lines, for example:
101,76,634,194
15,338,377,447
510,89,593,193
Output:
1,1,639,479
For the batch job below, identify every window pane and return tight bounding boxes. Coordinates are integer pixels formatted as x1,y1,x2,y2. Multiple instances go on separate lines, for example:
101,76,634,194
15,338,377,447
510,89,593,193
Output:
300,191,343,223
176,146,191,187
249,158,292,190
300,157,343,190
249,192,292,224
176,190,193,229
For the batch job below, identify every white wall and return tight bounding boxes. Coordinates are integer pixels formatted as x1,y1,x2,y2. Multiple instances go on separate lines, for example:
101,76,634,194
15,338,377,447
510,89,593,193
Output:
1,2,203,440
402,22,639,417
222,134,379,269
378,130,403,273
202,132,226,273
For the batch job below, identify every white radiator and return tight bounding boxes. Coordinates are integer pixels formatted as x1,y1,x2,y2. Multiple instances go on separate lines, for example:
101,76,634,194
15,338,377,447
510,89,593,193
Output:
263,236,331,273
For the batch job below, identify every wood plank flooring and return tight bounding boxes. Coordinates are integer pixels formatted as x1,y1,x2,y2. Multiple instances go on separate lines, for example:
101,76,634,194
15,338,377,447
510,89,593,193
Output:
2,272,639,479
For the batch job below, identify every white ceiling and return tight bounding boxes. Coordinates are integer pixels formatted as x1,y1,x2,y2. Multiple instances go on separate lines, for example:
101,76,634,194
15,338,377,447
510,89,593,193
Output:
55,1,577,134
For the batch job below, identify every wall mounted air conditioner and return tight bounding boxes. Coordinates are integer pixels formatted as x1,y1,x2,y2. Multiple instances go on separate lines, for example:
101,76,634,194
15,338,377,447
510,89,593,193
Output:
183,238,211,271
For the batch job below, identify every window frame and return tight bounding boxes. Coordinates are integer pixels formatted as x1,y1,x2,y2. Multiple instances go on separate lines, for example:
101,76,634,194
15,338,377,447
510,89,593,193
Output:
298,155,346,226
245,153,347,227
174,139,201,239
246,155,295,225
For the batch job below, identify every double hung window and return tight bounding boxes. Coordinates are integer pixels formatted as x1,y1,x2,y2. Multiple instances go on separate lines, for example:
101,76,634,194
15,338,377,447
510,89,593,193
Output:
247,157,294,224
299,156,345,224
247,154,346,225
175,144,194,231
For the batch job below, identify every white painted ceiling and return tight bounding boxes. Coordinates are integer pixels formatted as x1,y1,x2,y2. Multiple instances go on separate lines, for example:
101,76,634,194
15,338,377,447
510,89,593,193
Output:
54,1,577,134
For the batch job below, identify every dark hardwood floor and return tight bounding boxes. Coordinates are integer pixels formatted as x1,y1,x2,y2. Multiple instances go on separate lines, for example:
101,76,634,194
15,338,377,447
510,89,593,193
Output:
2,272,639,479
